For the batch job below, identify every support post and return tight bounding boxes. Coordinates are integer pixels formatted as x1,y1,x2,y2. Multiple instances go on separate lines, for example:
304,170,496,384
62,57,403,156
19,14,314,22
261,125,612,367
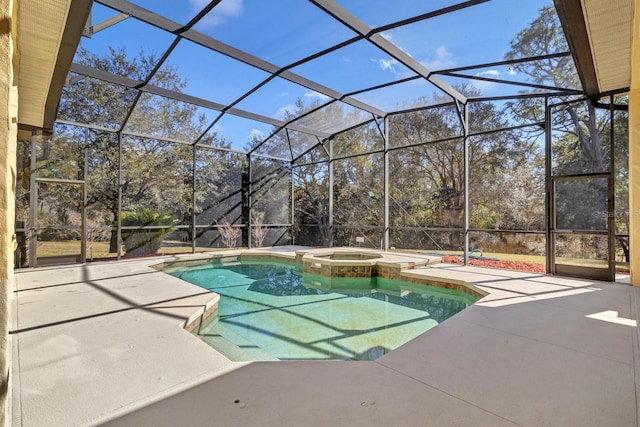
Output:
462,104,470,266
241,154,251,248
383,116,390,251
116,132,122,260
28,132,37,268
328,139,334,248
192,144,197,253
81,133,88,264
545,97,553,274
290,162,295,245
608,95,616,281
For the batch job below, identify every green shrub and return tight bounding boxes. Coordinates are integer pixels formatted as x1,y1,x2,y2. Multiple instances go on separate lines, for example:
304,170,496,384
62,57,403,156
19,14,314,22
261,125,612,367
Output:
120,208,177,256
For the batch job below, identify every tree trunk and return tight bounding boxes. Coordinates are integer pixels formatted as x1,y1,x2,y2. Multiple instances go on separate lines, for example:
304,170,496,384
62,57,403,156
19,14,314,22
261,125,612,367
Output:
618,238,630,263
109,229,118,253
109,210,119,253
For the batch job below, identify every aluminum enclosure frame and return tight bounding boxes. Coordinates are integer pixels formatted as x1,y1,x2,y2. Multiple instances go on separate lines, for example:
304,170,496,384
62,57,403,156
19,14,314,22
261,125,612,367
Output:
18,0,631,281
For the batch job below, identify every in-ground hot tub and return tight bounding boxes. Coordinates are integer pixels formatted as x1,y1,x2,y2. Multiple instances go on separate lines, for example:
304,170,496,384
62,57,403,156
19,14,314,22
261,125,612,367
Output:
298,248,439,278
315,252,382,261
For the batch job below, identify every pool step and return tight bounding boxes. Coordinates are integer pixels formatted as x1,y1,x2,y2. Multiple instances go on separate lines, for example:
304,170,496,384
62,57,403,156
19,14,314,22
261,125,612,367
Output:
199,320,278,361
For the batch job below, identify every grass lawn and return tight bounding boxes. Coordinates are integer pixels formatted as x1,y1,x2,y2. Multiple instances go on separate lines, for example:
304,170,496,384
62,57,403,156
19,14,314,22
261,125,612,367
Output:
35,240,231,261
397,249,630,273
30,241,630,273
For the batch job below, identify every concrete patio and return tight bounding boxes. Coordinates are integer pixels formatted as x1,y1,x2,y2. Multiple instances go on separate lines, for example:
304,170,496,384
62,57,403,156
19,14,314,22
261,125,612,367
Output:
10,247,640,426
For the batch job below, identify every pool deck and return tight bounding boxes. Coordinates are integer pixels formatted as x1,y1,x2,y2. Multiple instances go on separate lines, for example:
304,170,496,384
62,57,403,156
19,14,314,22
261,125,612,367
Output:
10,246,640,426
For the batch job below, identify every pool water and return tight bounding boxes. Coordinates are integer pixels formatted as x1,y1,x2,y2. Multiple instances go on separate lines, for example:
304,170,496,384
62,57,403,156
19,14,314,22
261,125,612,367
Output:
166,258,476,361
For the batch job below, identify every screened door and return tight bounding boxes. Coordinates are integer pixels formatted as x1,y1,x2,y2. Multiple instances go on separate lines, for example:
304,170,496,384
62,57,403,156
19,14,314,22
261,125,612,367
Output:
550,173,614,281
31,178,86,267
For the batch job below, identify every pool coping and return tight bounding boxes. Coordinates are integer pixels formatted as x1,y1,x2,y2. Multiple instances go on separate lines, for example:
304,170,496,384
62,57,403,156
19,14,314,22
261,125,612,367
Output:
151,247,487,331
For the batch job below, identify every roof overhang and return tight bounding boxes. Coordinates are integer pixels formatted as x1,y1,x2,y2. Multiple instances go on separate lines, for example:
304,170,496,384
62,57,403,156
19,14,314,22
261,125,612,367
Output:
17,0,92,133
554,0,634,97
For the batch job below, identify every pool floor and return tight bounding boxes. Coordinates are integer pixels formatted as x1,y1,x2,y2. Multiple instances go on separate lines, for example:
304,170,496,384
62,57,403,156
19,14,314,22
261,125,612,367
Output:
168,259,474,361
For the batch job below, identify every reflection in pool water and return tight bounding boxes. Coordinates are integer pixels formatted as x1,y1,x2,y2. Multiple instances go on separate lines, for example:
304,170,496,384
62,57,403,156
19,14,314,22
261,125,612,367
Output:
166,259,476,361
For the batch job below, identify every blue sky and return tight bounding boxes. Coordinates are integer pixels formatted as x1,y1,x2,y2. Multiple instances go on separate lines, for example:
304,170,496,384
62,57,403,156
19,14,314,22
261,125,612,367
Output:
77,0,558,151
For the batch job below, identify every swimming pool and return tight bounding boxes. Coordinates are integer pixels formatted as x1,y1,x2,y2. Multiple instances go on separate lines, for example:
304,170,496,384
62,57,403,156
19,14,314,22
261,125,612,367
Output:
166,258,476,361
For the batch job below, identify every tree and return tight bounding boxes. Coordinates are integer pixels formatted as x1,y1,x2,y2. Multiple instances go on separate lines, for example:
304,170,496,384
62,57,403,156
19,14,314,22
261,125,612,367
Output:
253,99,331,246
505,6,607,176
246,98,324,159
504,5,629,261
332,120,384,247
193,147,243,247
293,159,329,246
58,47,212,252
251,211,268,248
217,216,241,248
388,84,544,251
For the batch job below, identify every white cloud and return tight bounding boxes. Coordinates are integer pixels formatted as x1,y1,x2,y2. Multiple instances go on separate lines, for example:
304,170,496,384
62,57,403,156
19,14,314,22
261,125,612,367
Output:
304,91,331,101
370,34,415,77
469,66,519,94
247,128,265,141
463,66,523,94
475,68,517,79
435,46,450,59
421,45,456,71
192,0,244,28
473,70,500,92
275,104,296,120
371,58,400,72
379,31,393,41
476,70,500,78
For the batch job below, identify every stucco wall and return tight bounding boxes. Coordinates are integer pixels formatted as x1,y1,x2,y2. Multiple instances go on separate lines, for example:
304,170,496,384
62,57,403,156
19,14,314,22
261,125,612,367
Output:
0,0,16,424
631,0,640,286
